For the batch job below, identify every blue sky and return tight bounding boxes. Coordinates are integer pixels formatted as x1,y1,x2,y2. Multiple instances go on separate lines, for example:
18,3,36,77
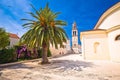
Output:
0,0,119,44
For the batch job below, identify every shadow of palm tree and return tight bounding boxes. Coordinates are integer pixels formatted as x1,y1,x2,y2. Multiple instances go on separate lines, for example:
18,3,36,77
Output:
52,52,80,58
42,60,94,71
0,63,34,70
0,76,10,80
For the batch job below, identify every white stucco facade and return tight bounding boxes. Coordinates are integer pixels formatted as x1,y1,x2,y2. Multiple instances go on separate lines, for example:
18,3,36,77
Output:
108,28,120,62
9,38,19,47
80,2,120,62
8,33,20,48
81,31,110,60
97,9,120,29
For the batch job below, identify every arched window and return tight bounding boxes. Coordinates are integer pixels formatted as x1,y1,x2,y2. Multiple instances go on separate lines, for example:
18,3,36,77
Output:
94,42,100,53
115,35,120,41
73,31,74,36
75,31,76,36
73,31,76,36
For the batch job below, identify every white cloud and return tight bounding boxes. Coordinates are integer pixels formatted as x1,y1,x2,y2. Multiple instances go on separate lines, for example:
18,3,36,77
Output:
0,0,32,37
0,14,26,37
1,0,32,18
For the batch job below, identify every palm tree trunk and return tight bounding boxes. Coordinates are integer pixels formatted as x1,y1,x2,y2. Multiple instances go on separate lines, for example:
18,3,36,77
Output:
41,43,49,64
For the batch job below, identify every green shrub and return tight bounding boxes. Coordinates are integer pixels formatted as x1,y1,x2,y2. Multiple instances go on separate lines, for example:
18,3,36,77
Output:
0,48,17,64
37,49,42,58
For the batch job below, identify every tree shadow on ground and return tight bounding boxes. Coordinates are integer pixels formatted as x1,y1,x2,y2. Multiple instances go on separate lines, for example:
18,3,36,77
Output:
0,60,93,72
0,63,34,70
42,60,94,71
0,55,94,72
0,76,10,80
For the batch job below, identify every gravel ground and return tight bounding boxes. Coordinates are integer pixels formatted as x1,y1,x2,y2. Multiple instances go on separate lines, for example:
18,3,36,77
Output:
0,54,120,80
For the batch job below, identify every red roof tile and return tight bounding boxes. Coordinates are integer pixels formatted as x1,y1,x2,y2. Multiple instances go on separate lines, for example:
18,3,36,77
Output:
9,33,20,39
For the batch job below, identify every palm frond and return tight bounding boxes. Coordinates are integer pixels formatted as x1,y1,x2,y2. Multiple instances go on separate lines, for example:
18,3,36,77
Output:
20,3,68,49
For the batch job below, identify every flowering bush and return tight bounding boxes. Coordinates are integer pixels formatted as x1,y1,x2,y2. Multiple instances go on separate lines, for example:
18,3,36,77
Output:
0,47,52,64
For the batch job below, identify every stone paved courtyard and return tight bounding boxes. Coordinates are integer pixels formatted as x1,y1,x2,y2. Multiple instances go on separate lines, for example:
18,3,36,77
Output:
0,54,120,80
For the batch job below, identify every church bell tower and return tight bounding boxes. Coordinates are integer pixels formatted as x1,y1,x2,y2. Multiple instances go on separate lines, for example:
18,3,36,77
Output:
72,22,78,53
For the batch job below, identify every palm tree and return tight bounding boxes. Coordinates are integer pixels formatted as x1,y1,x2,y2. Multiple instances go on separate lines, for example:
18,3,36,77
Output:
20,3,68,64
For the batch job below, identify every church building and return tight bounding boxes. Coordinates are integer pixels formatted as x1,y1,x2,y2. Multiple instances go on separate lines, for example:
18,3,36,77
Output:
50,22,81,56
72,22,80,53
80,2,120,62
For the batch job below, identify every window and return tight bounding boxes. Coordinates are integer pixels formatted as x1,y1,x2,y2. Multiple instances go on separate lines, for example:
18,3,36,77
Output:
94,42,100,53
73,31,77,36
115,35,120,41
73,31,74,36
75,31,76,36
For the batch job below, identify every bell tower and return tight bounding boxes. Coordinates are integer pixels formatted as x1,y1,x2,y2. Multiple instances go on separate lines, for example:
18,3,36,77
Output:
72,22,78,53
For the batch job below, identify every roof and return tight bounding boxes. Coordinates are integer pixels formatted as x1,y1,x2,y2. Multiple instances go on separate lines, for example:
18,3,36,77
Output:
80,29,107,38
94,2,120,29
9,33,20,39
81,29,106,33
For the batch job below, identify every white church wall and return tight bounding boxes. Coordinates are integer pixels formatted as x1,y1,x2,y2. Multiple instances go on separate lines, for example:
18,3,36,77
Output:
81,37,85,57
98,9,120,29
81,2,120,61
81,33,110,60
108,29,120,62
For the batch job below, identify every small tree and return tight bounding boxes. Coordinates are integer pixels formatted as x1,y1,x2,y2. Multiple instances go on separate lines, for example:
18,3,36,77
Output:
0,28,10,49
20,3,68,64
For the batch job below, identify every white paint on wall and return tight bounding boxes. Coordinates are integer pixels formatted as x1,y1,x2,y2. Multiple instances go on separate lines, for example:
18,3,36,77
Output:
81,33,110,60
108,29,120,62
9,37,19,47
98,9,120,29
